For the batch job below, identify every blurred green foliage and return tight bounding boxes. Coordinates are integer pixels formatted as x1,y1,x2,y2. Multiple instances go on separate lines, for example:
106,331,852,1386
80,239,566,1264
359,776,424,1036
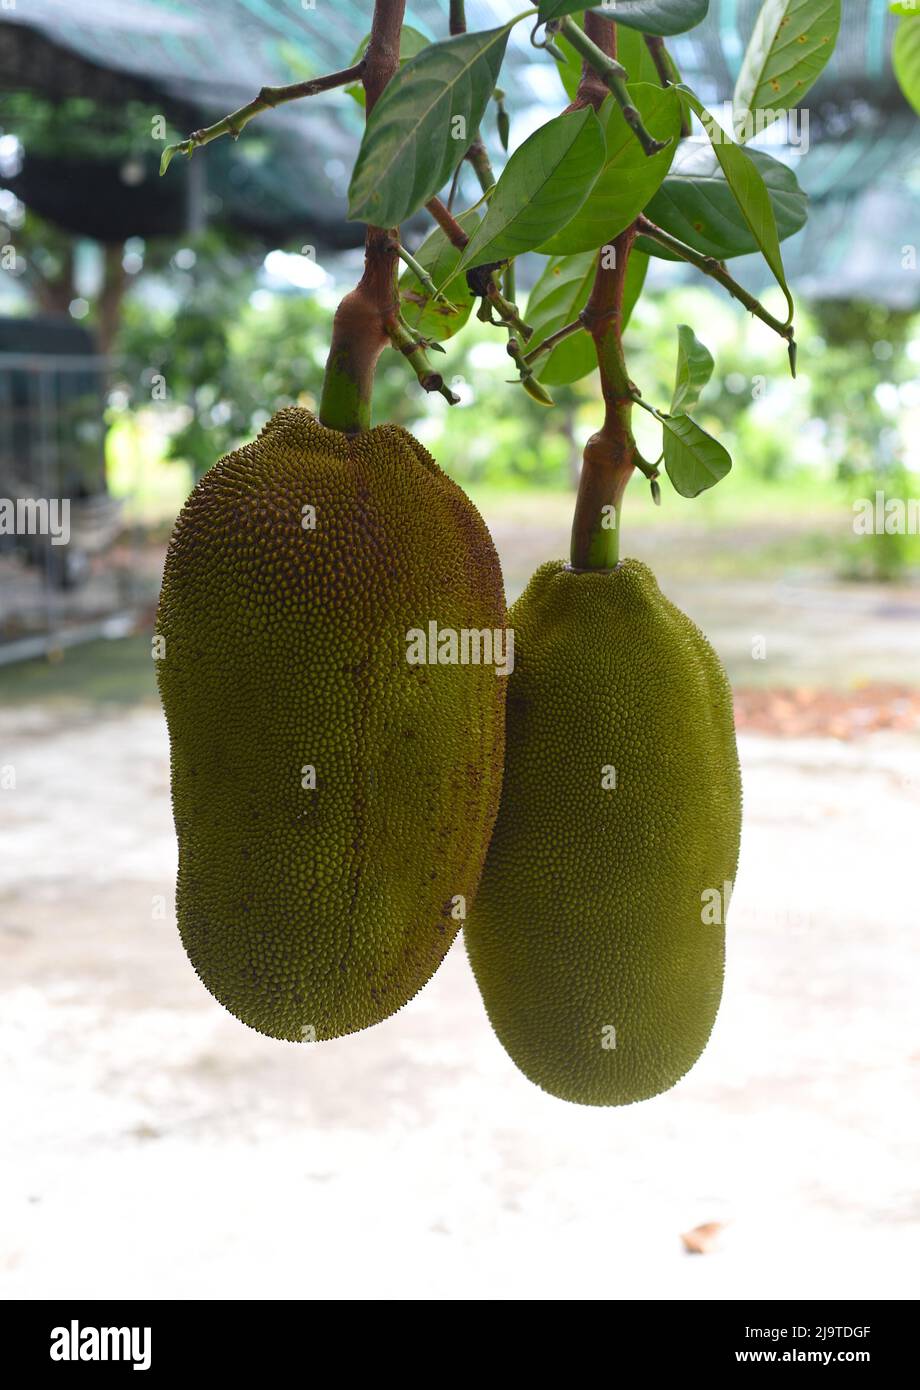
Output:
104,237,920,581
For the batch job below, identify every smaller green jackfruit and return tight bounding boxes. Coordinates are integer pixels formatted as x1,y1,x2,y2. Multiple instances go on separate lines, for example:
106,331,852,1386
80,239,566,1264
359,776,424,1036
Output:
465,559,742,1106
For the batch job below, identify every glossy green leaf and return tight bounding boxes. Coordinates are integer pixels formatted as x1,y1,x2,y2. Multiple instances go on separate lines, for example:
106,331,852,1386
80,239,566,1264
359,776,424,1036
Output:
400,209,481,342
526,248,647,385
348,26,511,225
638,140,807,261
537,82,681,254
670,324,714,414
540,1,708,35
661,412,731,496
678,89,794,324
733,0,841,141
458,108,604,271
345,26,431,107
893,15,920,118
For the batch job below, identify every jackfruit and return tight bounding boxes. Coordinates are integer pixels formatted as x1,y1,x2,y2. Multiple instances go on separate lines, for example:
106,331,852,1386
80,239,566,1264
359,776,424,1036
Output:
156,407,506,1042
464,558,741,1106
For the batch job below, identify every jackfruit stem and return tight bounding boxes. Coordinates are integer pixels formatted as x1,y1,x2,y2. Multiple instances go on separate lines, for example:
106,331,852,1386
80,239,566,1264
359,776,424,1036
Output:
565,18,639,571
571,223,639,571
319,0,407,433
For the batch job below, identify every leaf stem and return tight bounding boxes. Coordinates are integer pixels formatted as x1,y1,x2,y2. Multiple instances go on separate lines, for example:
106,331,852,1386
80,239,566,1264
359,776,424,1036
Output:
556,16,669,157
636,213,796,366
523,315,584,365
393,242,459,313
385,318,461,403
644,35,691,137
159,63,365,174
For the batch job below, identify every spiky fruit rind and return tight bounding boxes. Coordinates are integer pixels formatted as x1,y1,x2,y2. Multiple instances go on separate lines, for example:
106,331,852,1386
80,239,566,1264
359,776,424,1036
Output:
465,558,741,1106
157,407,506,1041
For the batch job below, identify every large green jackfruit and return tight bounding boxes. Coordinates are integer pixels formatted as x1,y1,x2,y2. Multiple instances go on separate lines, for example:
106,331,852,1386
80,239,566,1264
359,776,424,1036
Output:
157,407,506,1042
465,559,741,1106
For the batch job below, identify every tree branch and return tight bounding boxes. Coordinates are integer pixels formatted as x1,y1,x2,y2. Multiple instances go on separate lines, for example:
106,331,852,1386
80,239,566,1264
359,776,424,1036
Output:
425,196,469,249
523,316,584,365
566,9,615,112
159,64,365,174
560,16,643,568
448,2,498,201
644,35,691,137
319,0,406,432
636,214,795,354
570,222,641,570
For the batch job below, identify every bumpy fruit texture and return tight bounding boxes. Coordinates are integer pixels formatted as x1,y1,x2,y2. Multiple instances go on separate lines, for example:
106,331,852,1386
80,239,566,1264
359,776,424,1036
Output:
157,408,506,1042
465,559,741,1106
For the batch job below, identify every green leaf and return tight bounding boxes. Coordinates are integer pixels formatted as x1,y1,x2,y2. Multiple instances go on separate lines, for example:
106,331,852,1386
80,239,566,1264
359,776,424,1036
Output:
348,25,512,225
893,15,920,118
733,0,841,141
670,324,714,414
345,25,431,107
661,412,731,496
638,140,807,261
400,209,481,342
537,82,681,254
457,108,604,271
539,1,709,35
677,88,794,324
159,143,182,176
526,248,647,385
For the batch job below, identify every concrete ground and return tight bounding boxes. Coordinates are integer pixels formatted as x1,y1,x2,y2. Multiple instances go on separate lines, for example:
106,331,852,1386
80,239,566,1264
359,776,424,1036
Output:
1,691,918,1301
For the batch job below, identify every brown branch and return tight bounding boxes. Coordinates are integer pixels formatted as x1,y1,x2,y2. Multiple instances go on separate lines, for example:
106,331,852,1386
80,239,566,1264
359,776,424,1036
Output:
319,0,407,432
426,196,469,250
643,35,671,88
568,15,643,570
523,316,584,365
570,223,640,569
566,9,616,113
644,34,691,137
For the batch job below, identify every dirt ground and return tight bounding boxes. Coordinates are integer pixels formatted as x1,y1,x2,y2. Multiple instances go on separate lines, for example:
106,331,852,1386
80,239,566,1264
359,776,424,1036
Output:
2,502,919,1300
2,688,919,1300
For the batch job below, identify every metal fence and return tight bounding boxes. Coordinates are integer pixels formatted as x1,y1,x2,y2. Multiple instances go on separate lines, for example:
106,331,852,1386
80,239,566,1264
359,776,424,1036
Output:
0,349,141,665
